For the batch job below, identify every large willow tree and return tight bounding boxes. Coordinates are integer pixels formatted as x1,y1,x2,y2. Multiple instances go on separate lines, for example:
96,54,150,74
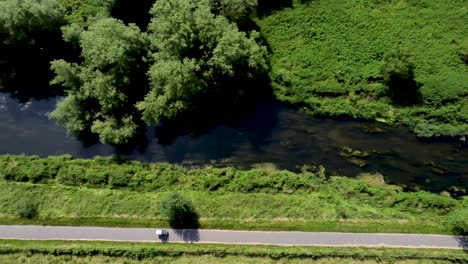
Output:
49,0,269,145
137,0,268,124
50,18,148,144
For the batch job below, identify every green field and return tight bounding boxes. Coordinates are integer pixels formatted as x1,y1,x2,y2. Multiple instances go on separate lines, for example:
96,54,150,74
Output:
261,0,468,137
1,155,466,234
0,240,466,264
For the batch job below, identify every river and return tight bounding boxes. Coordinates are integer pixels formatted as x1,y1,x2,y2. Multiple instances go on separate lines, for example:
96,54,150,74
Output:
0,93,466,193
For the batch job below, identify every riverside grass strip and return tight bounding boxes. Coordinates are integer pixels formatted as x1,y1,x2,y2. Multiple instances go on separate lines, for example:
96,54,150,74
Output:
0,180,458,234
0,240,466,263
0,155,465,234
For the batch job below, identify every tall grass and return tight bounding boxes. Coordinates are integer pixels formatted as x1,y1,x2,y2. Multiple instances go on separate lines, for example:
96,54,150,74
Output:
260,0,468,137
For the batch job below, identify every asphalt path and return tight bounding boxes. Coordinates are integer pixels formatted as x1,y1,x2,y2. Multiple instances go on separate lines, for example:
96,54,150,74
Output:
0,225,466,249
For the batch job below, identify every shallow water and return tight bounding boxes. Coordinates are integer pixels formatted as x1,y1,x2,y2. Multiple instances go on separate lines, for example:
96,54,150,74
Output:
0,93,466,192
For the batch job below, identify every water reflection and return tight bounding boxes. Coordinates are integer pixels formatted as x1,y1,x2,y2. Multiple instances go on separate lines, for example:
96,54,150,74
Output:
0,93,466,192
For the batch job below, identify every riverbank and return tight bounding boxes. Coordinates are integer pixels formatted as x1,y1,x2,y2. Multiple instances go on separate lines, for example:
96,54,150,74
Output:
0,155,466,234
261,0,468,138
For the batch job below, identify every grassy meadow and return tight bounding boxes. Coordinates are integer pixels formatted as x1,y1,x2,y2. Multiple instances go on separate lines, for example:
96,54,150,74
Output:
261,0,468,137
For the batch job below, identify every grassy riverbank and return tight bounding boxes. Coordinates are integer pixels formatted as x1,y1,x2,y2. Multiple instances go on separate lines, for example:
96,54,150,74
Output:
1,155,466,234
0,182,452,234
261,0,468,137
0,240,466,264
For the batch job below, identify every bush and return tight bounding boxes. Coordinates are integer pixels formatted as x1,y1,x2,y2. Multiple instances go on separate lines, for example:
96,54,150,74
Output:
16,197,38,219
85,171,109,185
160,192,199,229
448,210,468,235
0,155,324,194
109,170,129,188
56,167,85,185
381,51,421,106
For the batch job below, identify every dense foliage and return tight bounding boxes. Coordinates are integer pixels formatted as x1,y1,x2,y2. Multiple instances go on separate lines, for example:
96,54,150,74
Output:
261,0,468,137
40,0,268,144
0,155,464,215
448,209,468,236
0,155,324,193
0,0,66,44
50,18,148,144
160,192,199,228
1,0,466,140
137,0,268,124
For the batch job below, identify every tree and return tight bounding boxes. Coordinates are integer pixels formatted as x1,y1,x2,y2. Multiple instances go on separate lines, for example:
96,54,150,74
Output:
137,0,269,124
60,0,115,44
381,51,420,105
50,18,149,144
49,0,269,145
160,192,199,229
0,0,66,45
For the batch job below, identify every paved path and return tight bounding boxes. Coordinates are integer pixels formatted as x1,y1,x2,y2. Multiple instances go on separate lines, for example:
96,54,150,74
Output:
0,225,466,249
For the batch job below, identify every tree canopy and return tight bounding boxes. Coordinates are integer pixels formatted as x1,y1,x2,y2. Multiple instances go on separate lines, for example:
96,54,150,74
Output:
47,0,268,145
137,0,268,124
50,18,148,144
160,192,199,229
0,0,66,45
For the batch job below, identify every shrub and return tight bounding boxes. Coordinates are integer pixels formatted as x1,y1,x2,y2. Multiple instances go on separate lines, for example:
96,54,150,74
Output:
395,191,457,214
380,51,421,105
160,192,199,229
16,197,38,219
56,167,85,185
109,169,129,188
85,170,109,185
448,210,468,235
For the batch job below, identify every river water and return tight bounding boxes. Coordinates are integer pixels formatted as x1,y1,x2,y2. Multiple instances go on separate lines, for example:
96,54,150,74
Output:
0,93,466,193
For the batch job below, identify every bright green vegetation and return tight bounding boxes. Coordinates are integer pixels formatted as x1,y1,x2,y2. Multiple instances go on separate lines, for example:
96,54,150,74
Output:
2,0,466,142
0,240,466,264
0,155,466,234
160,192,200,229
1,0,269,145
261,0,468,137
50,0,269,145
0,0,66,44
